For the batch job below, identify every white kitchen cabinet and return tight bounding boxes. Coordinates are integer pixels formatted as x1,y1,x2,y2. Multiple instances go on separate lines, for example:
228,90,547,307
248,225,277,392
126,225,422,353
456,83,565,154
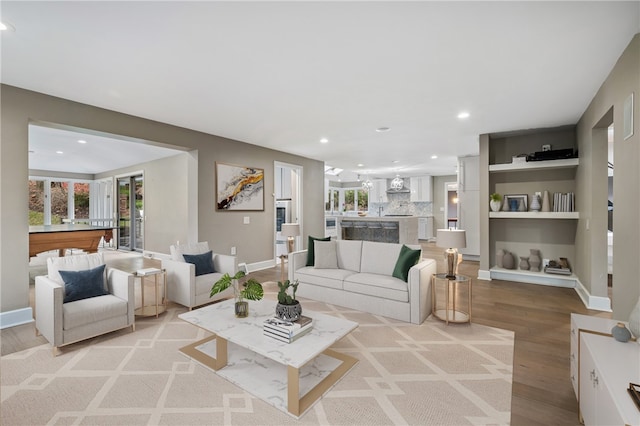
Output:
410,176,432,202
418,217,433,240
459,155,479,191
368,179,388,204
570,314,639,426
457,156,480,257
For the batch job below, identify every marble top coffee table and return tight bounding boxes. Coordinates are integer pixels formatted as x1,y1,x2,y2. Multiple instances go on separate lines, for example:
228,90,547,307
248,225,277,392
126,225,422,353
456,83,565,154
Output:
178,298,358,417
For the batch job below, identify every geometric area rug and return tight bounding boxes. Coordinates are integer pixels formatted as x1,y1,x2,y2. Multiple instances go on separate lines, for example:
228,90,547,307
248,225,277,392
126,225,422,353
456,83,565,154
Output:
1,299,514,426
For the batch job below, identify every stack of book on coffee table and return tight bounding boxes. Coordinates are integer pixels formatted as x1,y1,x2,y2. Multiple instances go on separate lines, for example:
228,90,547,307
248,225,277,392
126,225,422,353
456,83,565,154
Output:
263,315,313,343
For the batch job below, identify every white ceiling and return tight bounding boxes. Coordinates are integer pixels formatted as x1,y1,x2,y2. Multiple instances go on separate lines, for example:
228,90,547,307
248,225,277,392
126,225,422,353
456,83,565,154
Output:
2,1,639,180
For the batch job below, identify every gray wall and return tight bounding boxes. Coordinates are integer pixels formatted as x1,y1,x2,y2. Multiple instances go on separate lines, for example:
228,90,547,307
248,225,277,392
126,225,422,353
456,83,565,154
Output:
575,34,640,319
1,84,324,315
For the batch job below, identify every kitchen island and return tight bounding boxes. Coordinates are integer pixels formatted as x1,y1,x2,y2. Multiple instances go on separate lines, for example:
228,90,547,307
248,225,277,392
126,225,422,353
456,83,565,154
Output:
339,216,418,245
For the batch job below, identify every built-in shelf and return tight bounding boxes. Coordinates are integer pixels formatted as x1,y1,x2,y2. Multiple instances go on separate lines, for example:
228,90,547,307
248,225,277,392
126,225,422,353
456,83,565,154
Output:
489,158,579,173
490,266,577,288
489,211,579,219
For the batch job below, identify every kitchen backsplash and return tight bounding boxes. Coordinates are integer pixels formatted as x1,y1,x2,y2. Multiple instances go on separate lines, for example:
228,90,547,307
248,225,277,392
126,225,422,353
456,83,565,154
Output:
369,200,433,217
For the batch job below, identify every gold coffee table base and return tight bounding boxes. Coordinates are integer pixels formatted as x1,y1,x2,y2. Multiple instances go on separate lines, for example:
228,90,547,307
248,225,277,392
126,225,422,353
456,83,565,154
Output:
180,335,357,417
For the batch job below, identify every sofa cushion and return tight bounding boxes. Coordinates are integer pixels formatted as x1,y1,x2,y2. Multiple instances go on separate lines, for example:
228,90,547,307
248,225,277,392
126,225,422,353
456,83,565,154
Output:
392,245,422,282
170,241,210,261
314,240,338,269
47,252,105,286
195,272,225,296
306,236,331,266
343,273,409,302
360,241,404,276
62,294,128,330
294,266,355,290
183,251,216,276
336,240,362,272
59,264,109,303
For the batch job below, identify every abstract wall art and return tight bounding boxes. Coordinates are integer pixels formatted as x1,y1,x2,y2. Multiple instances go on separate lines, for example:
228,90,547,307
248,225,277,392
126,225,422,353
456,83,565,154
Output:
216,162,264,211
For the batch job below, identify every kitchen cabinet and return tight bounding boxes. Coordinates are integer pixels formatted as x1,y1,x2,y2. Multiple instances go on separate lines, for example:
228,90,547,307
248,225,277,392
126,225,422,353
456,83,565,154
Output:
410,176,432,202
275,167,292,199
458,156,480,257
368,179,388,204
418,217,433,240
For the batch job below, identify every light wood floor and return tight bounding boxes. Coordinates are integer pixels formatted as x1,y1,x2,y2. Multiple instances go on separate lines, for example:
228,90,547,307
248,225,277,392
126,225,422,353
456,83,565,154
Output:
2,243,611,425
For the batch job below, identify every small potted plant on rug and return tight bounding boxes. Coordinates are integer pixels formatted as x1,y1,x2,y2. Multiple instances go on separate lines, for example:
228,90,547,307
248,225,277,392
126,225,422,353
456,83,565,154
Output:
210,270,264,318
490,193,502,212
276,279,301,321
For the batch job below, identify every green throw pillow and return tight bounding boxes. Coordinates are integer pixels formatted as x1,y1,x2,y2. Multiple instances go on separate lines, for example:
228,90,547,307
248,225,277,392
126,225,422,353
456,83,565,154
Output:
392,245,422,282
306,236,331,266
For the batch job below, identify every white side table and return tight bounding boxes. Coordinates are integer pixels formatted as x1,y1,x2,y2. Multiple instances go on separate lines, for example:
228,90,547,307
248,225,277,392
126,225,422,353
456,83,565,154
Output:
431,273,472,324
134,268,167,317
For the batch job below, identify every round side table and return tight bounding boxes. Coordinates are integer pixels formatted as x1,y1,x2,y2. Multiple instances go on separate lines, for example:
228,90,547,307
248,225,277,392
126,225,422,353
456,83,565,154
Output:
431,273,472,324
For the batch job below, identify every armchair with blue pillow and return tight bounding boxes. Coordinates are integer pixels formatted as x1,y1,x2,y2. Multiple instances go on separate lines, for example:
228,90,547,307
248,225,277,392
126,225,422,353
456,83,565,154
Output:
162,242,237,309
35,252,135,355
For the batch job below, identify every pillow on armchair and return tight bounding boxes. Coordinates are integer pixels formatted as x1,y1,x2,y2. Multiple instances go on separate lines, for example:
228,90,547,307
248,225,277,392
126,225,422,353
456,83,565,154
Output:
182,251,216,276
59,264,108,303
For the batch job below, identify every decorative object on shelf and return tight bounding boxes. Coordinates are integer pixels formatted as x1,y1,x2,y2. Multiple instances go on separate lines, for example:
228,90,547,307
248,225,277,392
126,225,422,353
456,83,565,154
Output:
490,193,502,212
611,322,632,343
276,279,302,321
496,249,505,268
210,270,264,318
436,229,467,279
544,258,572,275
530,193,541,211
529,249,542,272
504,194,527,212
541,190,551,212
502,251,515,269
519,257,530,270
629,297,640,341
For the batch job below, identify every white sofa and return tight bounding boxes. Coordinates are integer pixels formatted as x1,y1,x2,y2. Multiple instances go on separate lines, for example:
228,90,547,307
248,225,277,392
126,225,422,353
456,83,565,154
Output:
288,240,437,324
162,242,237,309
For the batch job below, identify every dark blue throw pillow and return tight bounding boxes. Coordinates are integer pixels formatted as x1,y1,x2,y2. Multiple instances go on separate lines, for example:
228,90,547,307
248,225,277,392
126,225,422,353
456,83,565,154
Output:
59,264,108,303
183,251,216,276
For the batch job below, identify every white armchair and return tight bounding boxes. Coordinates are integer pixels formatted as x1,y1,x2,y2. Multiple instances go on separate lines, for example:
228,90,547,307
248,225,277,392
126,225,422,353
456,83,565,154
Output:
162,242,237,309
35,252,135,355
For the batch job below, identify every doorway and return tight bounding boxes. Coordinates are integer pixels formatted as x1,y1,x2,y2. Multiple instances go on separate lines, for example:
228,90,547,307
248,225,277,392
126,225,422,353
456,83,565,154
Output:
443,181,458,229
117,174,144,252
274,162,302,260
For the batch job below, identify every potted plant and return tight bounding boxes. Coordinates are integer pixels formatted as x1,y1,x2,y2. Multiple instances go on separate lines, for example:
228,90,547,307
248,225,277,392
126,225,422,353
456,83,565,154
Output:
210,270,263,318
490,193,502,212
275,279,301,321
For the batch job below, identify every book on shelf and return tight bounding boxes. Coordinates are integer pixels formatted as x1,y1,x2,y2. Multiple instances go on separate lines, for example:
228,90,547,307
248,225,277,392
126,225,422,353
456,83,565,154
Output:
263,326,312,343
263,315,313,338
136,267,163,276
544,257,572,275
552,192,575,212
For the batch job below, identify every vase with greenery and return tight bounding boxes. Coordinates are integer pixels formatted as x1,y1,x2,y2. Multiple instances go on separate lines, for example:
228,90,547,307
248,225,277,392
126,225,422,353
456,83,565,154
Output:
490,193,502,212
210,270,264,318
275,279,302,321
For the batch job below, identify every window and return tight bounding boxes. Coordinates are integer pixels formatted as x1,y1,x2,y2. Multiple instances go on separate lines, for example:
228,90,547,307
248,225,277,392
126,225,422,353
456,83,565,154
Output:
28,177,93,226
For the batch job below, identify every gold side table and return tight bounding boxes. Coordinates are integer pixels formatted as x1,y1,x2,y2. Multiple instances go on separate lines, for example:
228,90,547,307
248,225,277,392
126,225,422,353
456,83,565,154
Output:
431,273,472,324
134,268,167,318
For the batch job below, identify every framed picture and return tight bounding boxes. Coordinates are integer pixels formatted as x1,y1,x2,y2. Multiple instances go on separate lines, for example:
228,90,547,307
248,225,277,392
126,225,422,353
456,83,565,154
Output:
503,194,528,212
216,162,264,211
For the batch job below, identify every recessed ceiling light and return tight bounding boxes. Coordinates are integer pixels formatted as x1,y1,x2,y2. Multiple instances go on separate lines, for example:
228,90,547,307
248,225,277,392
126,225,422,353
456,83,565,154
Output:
56,151,64,154
375,127,391,133
320,138,329,144
392,160,400,164
78,139,87,144
357,163,364,167
457,112,470,119
431,155,438,159
0,22,15,32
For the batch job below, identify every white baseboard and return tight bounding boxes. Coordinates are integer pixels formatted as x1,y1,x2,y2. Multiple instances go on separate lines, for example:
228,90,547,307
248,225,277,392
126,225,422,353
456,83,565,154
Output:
574,280,612,312
478,269,491,281
246,259,277,273
0,307,34,329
